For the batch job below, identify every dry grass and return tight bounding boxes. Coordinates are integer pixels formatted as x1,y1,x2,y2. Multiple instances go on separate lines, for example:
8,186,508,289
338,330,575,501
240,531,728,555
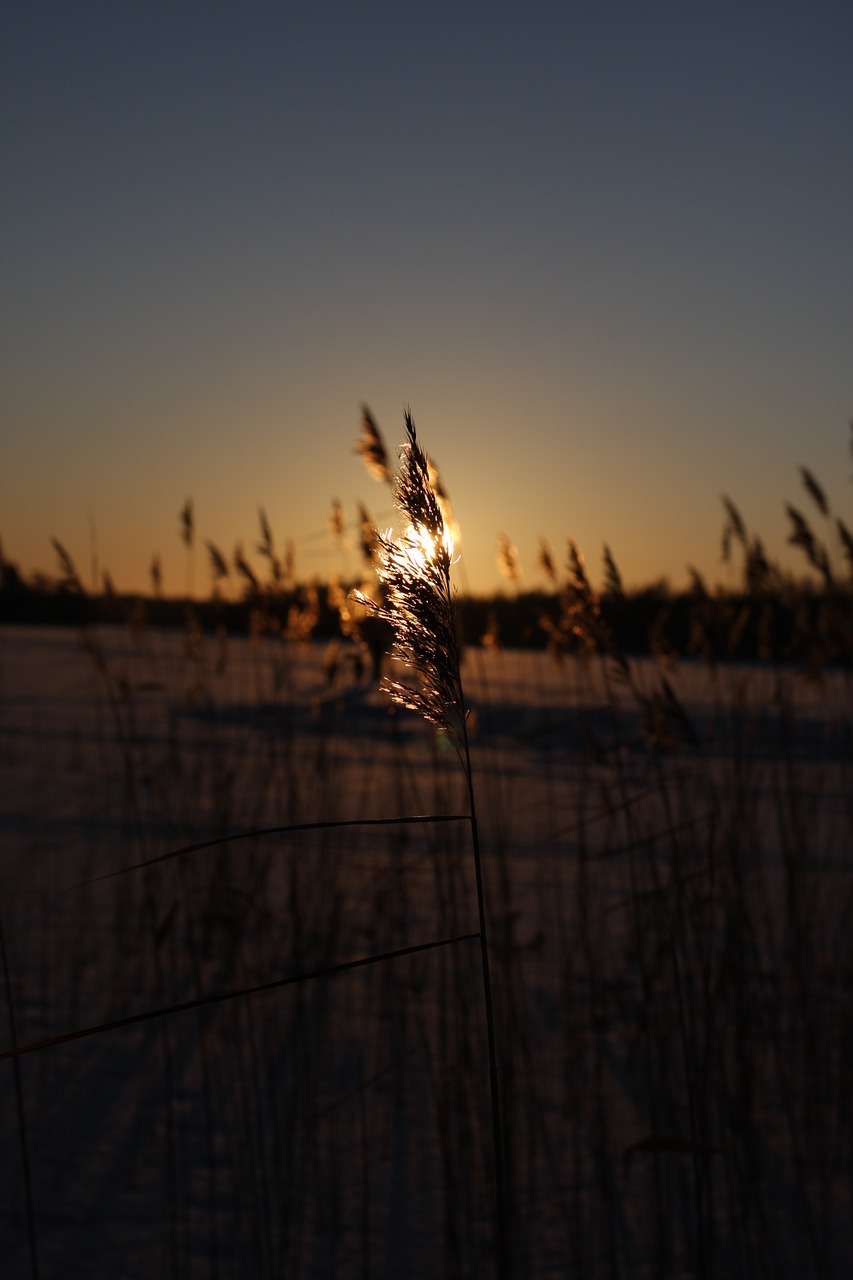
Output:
0,415,851,1278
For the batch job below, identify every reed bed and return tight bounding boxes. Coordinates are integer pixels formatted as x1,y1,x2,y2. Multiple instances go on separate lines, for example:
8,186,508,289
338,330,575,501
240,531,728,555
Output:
0,419,851,1278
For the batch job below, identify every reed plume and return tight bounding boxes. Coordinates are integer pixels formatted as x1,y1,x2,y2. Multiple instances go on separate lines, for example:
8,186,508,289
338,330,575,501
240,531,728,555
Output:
51,537,85,594
356,503,378,566
721,494,747,563
204,539,230,596
603,542,624,598
328,498,346,548
355,404,393,484
354,412,465,748
427,457,460,547
800,465,829,517
353,407,506,1275
786,504,833,583
496,532,521,583
233,543,260,596
537,536,557,584
179,497,194,548
149,554,163,598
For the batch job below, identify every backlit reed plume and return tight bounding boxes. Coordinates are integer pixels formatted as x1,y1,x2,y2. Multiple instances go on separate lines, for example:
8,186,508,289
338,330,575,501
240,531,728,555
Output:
354,408,506,1275
354,413,464,748
427,458,460,547
355,404,393,484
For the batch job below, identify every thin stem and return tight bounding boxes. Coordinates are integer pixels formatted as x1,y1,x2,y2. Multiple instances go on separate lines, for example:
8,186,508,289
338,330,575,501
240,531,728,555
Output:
361,410,508,1273
0,931,480,1063
438,538,507,1277
460,694,507,1280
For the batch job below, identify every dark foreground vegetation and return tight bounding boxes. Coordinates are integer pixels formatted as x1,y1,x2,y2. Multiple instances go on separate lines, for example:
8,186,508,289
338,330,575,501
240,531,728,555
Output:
1,419,851,1278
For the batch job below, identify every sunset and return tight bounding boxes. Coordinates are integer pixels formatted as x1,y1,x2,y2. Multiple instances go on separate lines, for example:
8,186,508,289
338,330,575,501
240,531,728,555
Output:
2,3,851,598
1,5,852,1278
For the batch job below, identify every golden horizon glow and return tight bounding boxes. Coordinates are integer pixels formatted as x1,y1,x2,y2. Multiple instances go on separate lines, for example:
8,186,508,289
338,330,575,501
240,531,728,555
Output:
2,8,851,604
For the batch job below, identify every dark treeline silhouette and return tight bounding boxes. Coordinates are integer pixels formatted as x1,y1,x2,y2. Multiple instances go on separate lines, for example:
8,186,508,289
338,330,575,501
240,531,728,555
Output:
2,561,850,667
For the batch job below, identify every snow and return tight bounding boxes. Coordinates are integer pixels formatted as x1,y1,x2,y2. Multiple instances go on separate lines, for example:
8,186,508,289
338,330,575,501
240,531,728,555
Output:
1,624,851,1278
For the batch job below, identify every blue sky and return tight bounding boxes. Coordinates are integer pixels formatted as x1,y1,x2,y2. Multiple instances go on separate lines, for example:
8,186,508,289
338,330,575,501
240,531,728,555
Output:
2,1,851,597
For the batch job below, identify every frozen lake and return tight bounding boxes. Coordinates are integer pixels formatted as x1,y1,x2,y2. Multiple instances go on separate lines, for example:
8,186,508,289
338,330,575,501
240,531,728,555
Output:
1,623,851,1278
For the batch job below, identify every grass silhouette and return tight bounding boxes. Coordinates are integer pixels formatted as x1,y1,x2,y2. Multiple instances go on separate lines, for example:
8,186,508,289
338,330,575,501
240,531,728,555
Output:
0,416,850,1278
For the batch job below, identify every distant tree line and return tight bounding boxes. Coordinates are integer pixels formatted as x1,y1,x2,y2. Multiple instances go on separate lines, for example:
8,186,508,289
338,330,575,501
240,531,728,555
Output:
2,558,850,669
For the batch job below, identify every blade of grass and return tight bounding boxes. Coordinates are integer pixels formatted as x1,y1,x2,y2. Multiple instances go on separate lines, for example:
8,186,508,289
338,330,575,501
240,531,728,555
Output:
0,932,480,1063
72,813,470,887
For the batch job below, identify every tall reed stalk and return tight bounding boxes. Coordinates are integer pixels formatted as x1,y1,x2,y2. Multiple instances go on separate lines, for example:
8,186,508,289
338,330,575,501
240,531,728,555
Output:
355,410,507,1276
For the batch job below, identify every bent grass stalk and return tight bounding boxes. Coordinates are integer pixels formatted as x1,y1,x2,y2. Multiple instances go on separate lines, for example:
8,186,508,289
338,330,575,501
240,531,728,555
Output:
354,409,507,1277
0,930,479,1063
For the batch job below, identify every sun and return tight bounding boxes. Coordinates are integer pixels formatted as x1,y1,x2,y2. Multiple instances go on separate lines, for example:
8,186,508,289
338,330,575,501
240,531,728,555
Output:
397,522,455,575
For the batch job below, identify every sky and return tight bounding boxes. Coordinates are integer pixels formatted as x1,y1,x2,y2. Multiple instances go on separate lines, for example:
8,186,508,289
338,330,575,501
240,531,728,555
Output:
2,1,852,600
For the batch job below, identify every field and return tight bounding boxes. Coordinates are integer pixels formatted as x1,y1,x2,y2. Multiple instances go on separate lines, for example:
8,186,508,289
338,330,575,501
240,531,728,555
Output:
1,617,851,1279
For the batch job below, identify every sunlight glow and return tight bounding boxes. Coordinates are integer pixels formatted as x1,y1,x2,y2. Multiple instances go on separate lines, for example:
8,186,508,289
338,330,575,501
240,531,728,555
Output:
391,522,456,575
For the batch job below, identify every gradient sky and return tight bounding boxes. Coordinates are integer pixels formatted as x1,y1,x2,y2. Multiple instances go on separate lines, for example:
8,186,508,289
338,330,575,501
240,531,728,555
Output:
2,1,851,599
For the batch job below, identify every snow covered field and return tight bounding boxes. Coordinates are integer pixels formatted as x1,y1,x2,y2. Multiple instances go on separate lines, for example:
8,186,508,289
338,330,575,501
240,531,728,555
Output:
1,623,851,1278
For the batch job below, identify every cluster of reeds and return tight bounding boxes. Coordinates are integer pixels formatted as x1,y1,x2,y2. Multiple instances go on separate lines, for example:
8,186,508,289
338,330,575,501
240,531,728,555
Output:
529,434,853,673
1,415,851,1278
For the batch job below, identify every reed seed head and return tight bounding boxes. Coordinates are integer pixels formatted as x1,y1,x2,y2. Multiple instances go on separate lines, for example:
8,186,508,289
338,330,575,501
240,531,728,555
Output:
353,411,464,745
496,533,521,583
355,405,393,484
179,498,194,548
